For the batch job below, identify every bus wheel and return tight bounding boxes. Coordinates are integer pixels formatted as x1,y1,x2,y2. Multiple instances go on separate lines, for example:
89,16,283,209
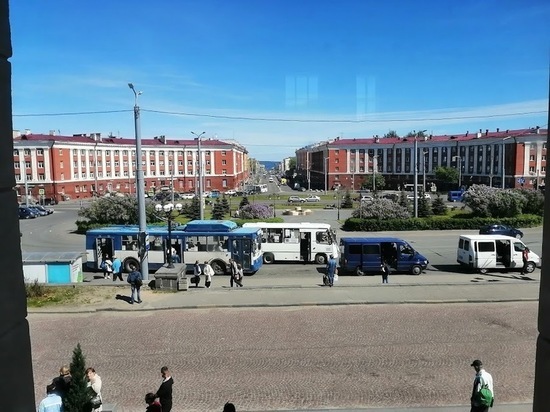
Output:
355,267,365,276
315,254,327,264
525,262,536,274
124,257,140,273
410,265,422,275
263,253,275,264
210,260,227,275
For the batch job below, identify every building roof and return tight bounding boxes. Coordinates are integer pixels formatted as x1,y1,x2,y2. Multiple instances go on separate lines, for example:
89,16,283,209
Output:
22,251,84,263
13,133,238,148
298,127,547,150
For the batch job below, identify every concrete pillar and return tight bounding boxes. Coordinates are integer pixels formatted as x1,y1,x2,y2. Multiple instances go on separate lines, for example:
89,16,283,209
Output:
0,2,36,409
533,95,550,408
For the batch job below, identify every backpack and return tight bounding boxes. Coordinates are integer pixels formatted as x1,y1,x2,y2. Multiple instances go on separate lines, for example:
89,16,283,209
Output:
476,384,493,407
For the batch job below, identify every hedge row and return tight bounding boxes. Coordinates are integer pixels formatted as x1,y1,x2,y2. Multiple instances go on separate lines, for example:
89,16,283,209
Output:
342,214,543,232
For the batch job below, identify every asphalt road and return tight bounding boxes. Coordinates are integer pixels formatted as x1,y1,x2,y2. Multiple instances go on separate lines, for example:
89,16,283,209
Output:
20,200,544,279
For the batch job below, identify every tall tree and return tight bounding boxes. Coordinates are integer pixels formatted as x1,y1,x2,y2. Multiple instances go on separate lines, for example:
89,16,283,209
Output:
361,174,386,192
64,343,88,412
221,196,230,215
184,196,201,220
211,199,226,220
383,130,399,138
434,166,459,184
239,196,250,209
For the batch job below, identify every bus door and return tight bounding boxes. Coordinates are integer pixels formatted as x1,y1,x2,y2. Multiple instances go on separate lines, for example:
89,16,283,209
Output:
231,238,252,270
163,237,182,264
300,232,311,262
95,237,114,268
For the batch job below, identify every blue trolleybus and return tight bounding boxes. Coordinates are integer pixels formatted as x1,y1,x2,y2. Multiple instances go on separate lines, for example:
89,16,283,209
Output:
85,220,263,275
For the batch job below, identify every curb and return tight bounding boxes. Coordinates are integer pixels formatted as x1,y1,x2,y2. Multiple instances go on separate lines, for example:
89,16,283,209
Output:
28,296,539,315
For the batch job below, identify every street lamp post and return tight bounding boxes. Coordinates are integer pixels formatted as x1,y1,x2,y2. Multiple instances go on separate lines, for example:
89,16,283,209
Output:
453,156,462,189
336,188,340,220
191,131,206,219
128,83,149,280
324,157,329,194
154,203,183,269
422,151,429,193
413,130,426,219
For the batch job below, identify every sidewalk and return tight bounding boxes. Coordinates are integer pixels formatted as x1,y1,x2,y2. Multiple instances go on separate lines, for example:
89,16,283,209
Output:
29,271,540,314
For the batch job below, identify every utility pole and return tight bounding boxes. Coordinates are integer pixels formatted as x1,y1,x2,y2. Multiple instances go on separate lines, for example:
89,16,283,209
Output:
192,131,206,219
128,83,149,280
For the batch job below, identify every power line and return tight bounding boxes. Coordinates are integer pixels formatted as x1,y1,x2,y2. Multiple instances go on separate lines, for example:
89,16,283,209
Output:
14,109,130,117
12,108,547,123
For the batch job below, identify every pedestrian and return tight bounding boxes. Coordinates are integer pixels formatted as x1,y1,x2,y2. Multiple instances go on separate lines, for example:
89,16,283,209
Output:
193,260,202,287
101,255,112,280
52,365,72,401
85,367,103,412
521,247,530,275
145,392,162,412
381,259,390,284
127,269,143,304
155,366,174,412
112,255,123,281
229,258,239,288
38,383,62,412
203,260,214,288
235,263,244,287
223,402,237,412
325,254,337,287
470,359,494,412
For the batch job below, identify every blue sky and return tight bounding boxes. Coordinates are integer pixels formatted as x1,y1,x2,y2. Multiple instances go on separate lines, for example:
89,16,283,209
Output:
9,0,550,160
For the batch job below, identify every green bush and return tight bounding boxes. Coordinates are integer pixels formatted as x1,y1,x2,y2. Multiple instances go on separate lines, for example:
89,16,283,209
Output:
342,214,542,231
232,217,284,226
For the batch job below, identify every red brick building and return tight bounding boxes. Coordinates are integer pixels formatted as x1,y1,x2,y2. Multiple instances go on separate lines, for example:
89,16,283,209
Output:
13,132,250,202
296,127,547,192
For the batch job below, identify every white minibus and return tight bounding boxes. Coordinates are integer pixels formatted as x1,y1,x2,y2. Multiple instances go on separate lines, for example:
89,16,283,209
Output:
457,234,540,274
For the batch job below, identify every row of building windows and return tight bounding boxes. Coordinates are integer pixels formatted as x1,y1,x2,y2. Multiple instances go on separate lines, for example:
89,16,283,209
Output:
13,148,228,157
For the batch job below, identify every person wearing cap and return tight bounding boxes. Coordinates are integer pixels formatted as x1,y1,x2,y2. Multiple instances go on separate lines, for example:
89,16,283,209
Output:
38,383,62,412
325,254,337,287
470,359,494,411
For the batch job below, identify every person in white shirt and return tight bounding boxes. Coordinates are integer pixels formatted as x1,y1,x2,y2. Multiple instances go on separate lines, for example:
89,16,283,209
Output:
203,260,214,288
470,359,494,412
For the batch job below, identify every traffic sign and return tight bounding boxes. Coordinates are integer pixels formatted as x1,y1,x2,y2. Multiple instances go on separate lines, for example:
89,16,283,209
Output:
38,188,45,195
518,178,525,184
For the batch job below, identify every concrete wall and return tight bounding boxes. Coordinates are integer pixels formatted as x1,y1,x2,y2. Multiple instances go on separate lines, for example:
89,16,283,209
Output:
0,2,37,410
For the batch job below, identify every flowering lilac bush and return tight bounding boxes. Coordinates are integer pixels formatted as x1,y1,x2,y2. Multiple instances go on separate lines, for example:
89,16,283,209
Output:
239,203,274,219
464,184,525,218
351,198,411,219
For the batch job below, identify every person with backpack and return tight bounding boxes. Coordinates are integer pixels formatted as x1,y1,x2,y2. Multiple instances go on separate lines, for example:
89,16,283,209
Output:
127,269,143,304
470,359,494,411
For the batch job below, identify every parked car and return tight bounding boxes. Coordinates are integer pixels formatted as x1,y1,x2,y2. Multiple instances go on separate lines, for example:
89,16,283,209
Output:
406,193,431,200
381,193,399,202
479,224,523,239
356,195,373,202
18,206,37,219
32,204,54,215
303,195,321,202
225,189,237,196
180,193,196,200
28,206,48,216
288,196,304,203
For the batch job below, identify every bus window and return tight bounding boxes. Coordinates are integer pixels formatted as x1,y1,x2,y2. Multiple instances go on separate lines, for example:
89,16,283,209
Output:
122,235,138,251
284,229,299,243
266,228,283,243
348,244,362,255
316,231,330,244
150,236,163,251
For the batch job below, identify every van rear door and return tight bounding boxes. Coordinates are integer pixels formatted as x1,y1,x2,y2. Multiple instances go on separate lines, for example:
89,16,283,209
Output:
476,240,496,271
362,243,381,272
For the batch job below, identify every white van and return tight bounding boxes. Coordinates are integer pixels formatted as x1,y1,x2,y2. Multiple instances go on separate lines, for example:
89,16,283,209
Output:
457,234,540,274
